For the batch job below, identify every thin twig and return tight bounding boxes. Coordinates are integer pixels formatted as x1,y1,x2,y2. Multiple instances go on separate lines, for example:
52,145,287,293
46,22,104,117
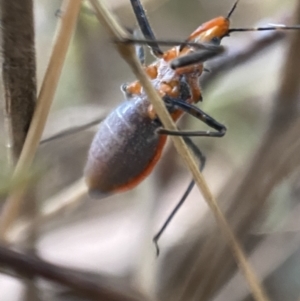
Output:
0,244,146,301
0,0,82,241
88,1,270,301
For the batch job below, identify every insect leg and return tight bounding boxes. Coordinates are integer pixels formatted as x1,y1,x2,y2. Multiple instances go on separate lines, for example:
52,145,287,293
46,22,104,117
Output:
129,0,164,57
40,115,104,145
153,97,225,254
135,41,145,65
171,45,225,69
159,98,227,137
131,28,146,65
153,136,205,256
121,38,223,51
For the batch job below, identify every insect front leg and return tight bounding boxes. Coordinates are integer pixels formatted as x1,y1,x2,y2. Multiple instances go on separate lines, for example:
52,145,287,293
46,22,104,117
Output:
129,0,163,57
171,44,225,69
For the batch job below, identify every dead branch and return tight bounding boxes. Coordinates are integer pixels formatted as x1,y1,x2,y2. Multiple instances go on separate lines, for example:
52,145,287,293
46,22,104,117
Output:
1,0,37,165
0,0,82,241
0,244,146,301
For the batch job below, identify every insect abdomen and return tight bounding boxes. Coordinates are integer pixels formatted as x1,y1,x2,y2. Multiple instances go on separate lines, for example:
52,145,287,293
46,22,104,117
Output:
85,98,166,198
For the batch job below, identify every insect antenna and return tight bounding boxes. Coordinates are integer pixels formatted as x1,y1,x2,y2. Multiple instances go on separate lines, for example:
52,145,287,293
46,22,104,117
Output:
229,24,300,33
226,0,240,20
226,1,300,33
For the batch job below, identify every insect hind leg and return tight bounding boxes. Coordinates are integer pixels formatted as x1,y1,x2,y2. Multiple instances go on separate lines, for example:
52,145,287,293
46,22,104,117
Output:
153,137,205,256
153,95,226,255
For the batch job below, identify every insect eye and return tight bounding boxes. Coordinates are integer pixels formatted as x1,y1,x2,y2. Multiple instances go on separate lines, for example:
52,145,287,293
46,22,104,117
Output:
211,37,221,45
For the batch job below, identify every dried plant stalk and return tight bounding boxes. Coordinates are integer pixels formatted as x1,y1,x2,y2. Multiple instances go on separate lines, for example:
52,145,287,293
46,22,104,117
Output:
1,0,39,299
1,0,37,165
0,0,82,241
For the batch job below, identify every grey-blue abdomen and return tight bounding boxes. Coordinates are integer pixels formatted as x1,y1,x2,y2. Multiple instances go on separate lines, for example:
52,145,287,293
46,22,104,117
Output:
85,97,163,197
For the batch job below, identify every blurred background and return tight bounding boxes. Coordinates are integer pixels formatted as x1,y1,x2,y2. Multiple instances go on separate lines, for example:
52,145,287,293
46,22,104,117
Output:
1,0,300,300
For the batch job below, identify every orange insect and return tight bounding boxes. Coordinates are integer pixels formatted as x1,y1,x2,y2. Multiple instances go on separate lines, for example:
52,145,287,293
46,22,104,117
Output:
85,0,300,254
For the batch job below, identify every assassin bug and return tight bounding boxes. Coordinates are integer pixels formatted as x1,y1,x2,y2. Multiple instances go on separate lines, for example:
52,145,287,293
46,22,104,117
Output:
85,0,300,254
